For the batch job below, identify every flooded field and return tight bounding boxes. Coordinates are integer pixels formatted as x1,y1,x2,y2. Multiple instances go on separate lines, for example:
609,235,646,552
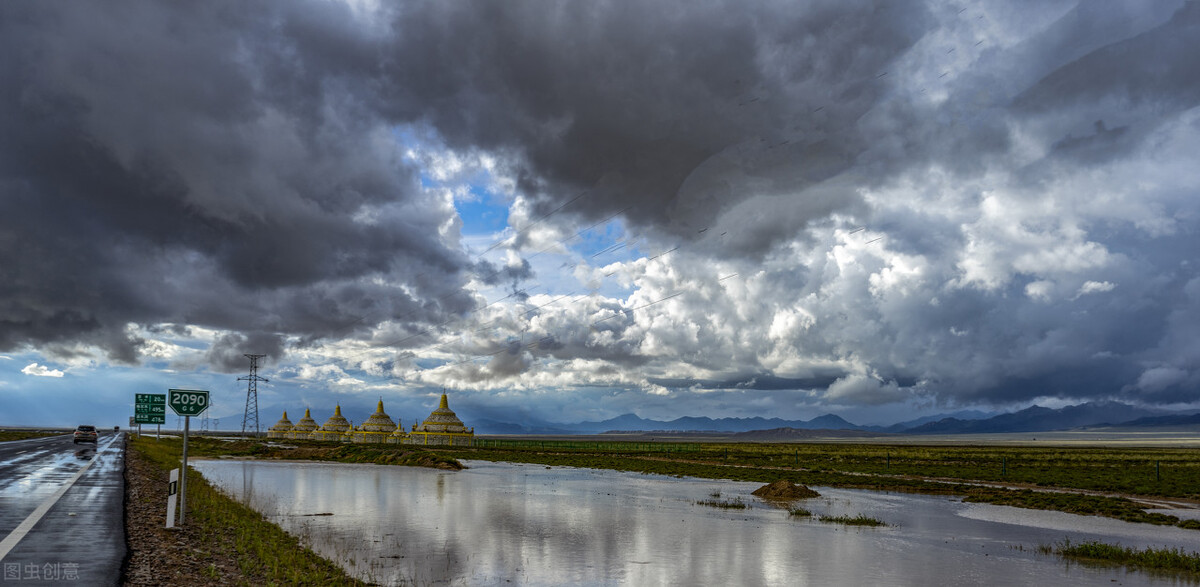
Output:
193,459,1199,586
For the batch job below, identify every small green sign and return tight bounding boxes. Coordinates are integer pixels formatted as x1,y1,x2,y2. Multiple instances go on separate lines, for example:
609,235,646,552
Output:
135,413,166,424
135,404,166,415
136,393,166,405
168,389,209,417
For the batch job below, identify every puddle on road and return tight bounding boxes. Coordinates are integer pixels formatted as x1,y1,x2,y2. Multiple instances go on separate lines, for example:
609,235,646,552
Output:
193,459,1199,586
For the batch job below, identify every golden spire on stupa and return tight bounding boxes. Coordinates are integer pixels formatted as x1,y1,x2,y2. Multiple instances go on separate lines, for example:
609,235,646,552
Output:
414,392,469,433
320,404,352,432
289,407,320,439
267,410,294,438
359,398,397,432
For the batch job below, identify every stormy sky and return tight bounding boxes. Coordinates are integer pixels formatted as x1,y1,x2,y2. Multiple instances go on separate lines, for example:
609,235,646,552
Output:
2,0,1198,428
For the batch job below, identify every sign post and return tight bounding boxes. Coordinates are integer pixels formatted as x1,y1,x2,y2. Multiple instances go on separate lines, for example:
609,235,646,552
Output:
167,389,209,526
135,393,166,440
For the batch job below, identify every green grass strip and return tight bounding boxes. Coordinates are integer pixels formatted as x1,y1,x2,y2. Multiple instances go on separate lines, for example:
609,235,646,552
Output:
818,514,887,527
132,437,367,586
1049,539,1200,575
695,498,747,509
0,430,65,442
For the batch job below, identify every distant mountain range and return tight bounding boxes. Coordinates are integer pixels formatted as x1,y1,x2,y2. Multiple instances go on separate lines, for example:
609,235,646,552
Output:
902,401,1164,434
566,413,865,434
469,401,1199,436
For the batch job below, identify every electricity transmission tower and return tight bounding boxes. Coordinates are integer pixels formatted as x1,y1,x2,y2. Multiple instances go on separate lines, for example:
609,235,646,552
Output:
239,354,268,437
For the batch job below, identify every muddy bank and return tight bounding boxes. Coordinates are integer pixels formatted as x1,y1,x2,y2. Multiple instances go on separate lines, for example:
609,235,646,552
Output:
752,480,820,499
123,443,250,586
181,438,465,470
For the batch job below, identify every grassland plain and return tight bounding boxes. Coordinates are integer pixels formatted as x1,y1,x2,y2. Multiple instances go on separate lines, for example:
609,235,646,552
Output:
434,439,1200,529
0,429,67,442
180,436,465,469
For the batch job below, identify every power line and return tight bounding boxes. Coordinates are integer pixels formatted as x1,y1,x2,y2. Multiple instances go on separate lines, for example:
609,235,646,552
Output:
592,291,687,325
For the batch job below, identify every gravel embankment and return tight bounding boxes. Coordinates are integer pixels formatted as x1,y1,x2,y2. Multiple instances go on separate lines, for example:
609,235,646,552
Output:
122,446,249,586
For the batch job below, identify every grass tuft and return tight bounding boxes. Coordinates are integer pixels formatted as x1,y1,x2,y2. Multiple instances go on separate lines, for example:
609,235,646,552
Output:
695,497,748,509
1047,538,1200,576
817,514,887,527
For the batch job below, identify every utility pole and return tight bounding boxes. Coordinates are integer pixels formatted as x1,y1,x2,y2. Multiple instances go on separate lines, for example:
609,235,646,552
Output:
201,397,212,433
239,354,268,438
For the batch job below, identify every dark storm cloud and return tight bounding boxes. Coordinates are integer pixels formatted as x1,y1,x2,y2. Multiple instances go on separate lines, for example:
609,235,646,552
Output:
205,332,285,373
1014,2,1200,113
4,0,1199,415
648,373,844,391
0,1,471,364
0,0,935,364
373,0,933,244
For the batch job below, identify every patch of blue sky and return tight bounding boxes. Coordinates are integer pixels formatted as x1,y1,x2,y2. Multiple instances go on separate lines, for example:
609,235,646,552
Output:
454,185,510,237
391,123,510,235
414,356,449,370
140,358,174,371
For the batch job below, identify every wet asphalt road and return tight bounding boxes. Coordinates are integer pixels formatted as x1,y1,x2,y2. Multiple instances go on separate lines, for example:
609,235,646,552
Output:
0,432,125,585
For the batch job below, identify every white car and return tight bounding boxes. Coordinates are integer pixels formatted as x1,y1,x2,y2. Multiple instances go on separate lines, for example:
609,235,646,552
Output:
73,425,98,444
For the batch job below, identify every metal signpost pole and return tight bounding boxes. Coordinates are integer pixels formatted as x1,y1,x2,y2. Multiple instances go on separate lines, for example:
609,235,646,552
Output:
180,415,189,525
167,388,208,527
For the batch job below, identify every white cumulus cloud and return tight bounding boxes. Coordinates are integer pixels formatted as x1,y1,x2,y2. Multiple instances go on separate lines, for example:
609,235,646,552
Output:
22,363,64,378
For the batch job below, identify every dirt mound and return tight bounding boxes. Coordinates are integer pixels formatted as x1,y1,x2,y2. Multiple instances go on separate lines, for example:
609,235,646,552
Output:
751,480,820,500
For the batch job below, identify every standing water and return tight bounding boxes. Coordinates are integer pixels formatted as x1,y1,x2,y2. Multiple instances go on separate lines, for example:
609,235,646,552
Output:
193,459,1199,586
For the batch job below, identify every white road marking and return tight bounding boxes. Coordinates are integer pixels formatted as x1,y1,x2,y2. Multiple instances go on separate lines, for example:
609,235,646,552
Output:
0,435,119,561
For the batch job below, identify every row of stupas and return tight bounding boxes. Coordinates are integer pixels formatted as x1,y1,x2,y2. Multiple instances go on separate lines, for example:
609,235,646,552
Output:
267,393,474,446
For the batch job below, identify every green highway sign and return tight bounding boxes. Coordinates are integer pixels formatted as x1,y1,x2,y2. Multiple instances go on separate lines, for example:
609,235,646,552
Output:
134,393,168,425
168,389,209,417
135,413,166,424
136,393,165,405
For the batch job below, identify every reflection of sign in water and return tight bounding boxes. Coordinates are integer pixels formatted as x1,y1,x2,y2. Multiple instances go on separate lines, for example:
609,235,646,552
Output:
168,389,209,417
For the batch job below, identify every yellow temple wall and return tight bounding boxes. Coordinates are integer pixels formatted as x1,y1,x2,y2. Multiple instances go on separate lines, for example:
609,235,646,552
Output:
350,430,401,444
403,432,474,446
